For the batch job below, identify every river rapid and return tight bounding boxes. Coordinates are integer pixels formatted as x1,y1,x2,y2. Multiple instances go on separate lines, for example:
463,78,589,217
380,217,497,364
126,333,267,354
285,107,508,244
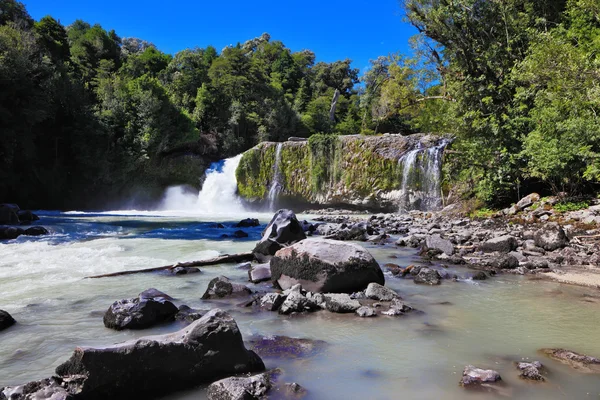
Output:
1,210,600,400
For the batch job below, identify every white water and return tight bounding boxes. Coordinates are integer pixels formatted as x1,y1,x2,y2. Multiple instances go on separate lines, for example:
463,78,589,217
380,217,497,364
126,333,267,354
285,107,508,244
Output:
398,139,449,211
267,143,283,210
159,155,250,216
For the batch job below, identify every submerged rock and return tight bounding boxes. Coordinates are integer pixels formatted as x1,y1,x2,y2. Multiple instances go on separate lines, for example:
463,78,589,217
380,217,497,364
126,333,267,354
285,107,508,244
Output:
460,365,502,386
3,310,265,400
252,209,306,260
270,239,384,293
235,218,260,228
516,361,545,381
103,289,178,330
540,348,600,373
0,310,16,332
248,335,327,359
356,306,377,317
202,276,253,299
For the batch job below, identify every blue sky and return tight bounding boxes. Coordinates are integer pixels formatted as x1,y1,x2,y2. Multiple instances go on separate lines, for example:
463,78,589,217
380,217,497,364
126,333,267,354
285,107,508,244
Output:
22,0,418,73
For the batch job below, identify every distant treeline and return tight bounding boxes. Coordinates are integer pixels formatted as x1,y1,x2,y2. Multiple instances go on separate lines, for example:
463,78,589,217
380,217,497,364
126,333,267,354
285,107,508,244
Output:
0,0,598,208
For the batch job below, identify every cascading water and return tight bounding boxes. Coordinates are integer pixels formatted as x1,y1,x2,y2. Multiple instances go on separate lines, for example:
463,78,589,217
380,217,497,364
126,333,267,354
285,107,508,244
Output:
398,138,450,211
267,143,283,210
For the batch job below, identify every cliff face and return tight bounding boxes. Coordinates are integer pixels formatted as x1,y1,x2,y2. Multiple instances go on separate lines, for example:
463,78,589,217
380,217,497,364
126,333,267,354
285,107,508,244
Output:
235,133,447,212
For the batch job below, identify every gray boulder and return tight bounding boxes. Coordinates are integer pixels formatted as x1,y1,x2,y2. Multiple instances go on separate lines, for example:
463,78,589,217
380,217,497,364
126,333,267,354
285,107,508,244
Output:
270,239,384,293
323,293,361,313
278,291,319,315
248,263,271,283
424,234,454,255
460,365,501,386
356,306,377,317
0,310,16,332
534,225,569,251
480,235,518,253
492,254,519,270
516,361,545,381
3,310,264,400
252,209,306,260
540,348,600,373
364,283,399,301
207,371,273,400
516,193,540,211
260,293,286,311
202,276,253,299
103,289,178,330
413,267,442,285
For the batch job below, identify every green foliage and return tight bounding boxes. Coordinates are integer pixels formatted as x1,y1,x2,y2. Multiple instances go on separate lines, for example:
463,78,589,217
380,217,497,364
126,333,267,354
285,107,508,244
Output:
469,208,497,219
554,201,590,213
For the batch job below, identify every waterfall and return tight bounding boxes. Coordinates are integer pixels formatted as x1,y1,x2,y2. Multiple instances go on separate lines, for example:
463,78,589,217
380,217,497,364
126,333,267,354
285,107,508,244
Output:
267,143,283,210
398,139,450,211
196,154,245,214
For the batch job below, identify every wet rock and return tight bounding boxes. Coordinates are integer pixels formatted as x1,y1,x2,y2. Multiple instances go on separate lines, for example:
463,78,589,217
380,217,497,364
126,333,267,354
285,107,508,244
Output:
516,361,545,381
0,310,16,332
0,226,25,240
17,210,39,223
0,377,71,400
0,204,20,225
413,267,442,285
232,230,249,238
260,293,286,311
460,365,502,386
278,291,319,315
328,221,376,241
248,263,271,283
471,271,488,280
207,370,273,400
253,209,306,260
534,225,569,251
171,266,201,275
202,276,253,299
480,235,518,253
248,335,327,359
323,293,361,313
270,239,384,293
210,223,226,228
235,218,260,228
284,382,307,398
395,235,422,248
139,288,174,301
50,309,264,399
103,289,178,330
356,306,377,317
492,254,519,270
364,282,400,301
175,305,205,323
384,263,402,276
424,234,454,255
23,226,49,236
540,348,600,373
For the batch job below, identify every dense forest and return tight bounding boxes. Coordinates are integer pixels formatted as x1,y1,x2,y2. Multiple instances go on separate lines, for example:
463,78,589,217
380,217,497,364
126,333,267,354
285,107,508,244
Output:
0,0,598,209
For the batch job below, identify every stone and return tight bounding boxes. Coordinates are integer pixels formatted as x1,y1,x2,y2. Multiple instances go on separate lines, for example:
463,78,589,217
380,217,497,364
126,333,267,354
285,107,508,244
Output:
356,306,377,317
471,271,488,280
24,226,49,236
480,235,518,253
103,290,178,330
492,254,519,270
0,204,20,225
516,193,540,211
0,377,71,400
0,309,16,332
278,291,319,315
424,234,454,255
207,371,273,400
0,226,25,240
260,293,287,311
516,361,545,381
232,230,249,238
534,224,569,251
323,293,361,313
53,310,264,399
328,221,376,241
17,210,39,223
253,209,306,260
248,335,327,359
413,267,442,285
364,282,400,301
235,218,260,228
202,276,253,299
171,266,201,275
174,305,205,323
460,365,502,386
248,263,271,283
540,348,600,373
270,239,384,293
284,382,307,398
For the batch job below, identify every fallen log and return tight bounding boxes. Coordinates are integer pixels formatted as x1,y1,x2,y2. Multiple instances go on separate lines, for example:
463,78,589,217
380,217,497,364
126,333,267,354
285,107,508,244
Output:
85,252,255,279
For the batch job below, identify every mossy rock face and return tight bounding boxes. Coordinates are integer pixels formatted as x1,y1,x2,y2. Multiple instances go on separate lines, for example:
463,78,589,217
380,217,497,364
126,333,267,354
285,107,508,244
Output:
236,133,442,211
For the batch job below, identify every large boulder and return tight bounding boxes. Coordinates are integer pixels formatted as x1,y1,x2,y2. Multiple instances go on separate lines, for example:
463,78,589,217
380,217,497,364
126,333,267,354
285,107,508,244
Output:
480,235,518,253
2,309,264,400
270,239,384,293
103,289,178,330
424,234,454,255
413,267,442,285
17,210,39,223
0,204,20,225
364,283,400,301
253,209,306,260
534,225,569,251
516,193,540,211
0,226,24,240
202,276,253,299
0,310,16,332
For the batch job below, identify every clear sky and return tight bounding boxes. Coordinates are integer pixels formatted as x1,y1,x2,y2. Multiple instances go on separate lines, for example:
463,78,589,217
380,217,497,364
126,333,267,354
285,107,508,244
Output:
22,0,418,73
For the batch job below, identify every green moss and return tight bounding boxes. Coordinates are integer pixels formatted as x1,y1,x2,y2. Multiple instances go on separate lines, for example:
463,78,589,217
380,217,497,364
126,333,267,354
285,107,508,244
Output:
236,144,276,199
554,201,589,213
